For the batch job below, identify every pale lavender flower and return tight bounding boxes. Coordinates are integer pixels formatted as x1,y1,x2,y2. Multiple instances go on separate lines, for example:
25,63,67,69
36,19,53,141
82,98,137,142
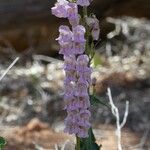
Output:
57,25,72,43
73,25,86,43
59,42,73,56
67,3,78,19
64,94,90,111
64,81,75,96
73,42,85,54
69,15,80,27
64,110,80,134
64,109,91,138
77,54,89,65
78,68,92,84
92,25,100,41
64,95,78,111
77,0,90,6
67,3,80,26
76,54,89,72
76,55,92,84
86,15,100,40
56,26,73,56
64,55,76,71
65,70,76,82
76,96,90,109
51,0,69,18
51,0,92,138
78,109,91,127
75,81,89,97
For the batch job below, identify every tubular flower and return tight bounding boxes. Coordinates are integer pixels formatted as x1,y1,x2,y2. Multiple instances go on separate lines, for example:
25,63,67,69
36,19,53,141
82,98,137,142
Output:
77,0,90,6
73,25,86,43
86,15,100,40
57,26,73,56
52,0,92,138
67,3,80,26
51,0,69,18
52,0,80,26
63,54,91,138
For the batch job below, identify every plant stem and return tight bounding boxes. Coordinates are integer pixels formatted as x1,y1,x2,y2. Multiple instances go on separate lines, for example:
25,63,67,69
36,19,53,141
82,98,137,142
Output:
82,7,90,55
76,135,80,150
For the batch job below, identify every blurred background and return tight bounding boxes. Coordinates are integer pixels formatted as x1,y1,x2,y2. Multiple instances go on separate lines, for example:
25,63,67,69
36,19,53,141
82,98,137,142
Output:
0,0,150,149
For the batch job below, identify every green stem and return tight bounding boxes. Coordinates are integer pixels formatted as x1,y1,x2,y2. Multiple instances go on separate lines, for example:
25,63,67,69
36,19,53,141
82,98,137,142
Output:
76,136,80,150
82,7,90,55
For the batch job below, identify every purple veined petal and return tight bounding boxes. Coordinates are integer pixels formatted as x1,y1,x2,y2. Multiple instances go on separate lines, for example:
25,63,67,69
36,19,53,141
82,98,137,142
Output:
92,27,100,41
69,15,80,27
65,95,90,111
64,94,75,102
64,95,79,111
86,17,95,28
73,25,86,43
86,15,100,40
77,54,89,66
86,15,99,29
67,3,80,26
64,81,75,96
67,3,78,20
79,109,91,118
76,96,90,109
65,110,79,124
64,55,76,70
73,42,85,54
64,95,75,110
64,114,79,134
57,25,73,43
78,75,91,85
77,0,90,7
65,70,77,82
59,41,73,56
76,65,92,74
77,67,92,84
77,120,91,128
51,0,69,18
75,81,89,97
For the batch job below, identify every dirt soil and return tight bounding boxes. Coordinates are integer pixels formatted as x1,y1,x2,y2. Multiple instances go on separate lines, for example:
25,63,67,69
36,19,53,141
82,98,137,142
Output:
1,118,149,150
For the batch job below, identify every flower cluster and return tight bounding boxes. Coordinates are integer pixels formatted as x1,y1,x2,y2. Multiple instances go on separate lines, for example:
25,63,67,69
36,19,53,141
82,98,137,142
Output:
51,0,99,138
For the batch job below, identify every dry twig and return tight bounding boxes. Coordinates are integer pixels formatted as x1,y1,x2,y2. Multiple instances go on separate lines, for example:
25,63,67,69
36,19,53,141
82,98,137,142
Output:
0,57,19,81
107,88,129,150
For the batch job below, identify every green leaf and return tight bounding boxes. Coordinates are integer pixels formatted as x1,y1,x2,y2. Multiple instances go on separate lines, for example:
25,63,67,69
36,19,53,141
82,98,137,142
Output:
0,137,6,150
91,52,102,67
90,95,110,109
80,128,101,150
